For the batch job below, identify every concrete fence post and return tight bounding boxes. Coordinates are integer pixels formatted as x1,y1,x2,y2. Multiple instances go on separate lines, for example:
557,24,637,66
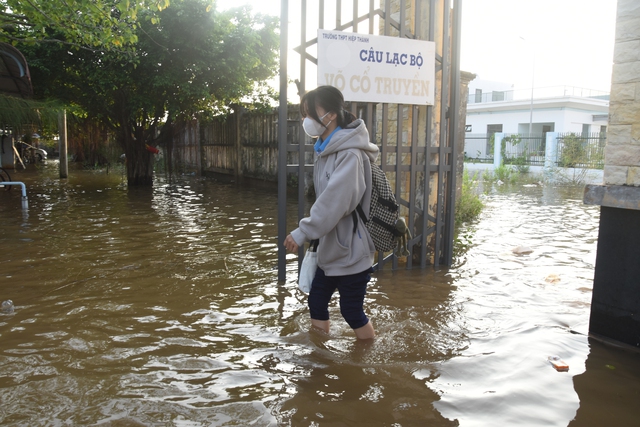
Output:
544,132,558,181
493,133,504,168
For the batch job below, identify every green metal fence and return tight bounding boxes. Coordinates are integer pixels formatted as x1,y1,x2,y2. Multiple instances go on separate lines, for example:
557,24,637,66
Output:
464,132,607,169
502,134,546,166
556,132,606,169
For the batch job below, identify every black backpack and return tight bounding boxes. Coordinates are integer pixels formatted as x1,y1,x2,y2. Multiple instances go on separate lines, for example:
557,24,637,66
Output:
352,163,401,252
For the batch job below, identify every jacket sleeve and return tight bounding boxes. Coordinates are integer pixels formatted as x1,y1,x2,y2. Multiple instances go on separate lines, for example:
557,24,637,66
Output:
290,150,365,246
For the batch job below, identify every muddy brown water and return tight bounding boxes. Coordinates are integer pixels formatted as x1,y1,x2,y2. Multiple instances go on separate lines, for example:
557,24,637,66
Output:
0,163,638,426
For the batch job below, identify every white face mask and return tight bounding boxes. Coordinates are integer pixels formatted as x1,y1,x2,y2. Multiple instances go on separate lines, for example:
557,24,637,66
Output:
302,112,331,138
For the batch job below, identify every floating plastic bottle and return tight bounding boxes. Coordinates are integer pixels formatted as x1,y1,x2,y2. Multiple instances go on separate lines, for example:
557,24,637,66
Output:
1,300,14,314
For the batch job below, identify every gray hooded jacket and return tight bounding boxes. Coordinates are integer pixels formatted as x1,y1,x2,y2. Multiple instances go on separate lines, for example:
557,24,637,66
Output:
291,119,379,276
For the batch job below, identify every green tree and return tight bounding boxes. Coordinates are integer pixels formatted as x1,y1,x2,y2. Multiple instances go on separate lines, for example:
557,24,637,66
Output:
20,0,278,185
0,0,171,51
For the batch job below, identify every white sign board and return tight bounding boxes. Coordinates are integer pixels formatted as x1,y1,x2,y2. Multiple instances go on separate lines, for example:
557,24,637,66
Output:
317,29,436,105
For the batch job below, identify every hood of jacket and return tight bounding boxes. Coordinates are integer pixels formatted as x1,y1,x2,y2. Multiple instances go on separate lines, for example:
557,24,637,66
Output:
319,119,379,163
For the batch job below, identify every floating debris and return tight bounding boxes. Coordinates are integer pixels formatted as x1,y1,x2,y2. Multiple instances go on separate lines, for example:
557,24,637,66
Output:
512,245,533,255
1,300,14,314
545,274,561,284
548,356,569,372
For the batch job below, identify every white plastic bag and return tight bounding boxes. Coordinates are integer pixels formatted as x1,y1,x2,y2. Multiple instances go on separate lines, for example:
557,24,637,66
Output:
298,240,318,294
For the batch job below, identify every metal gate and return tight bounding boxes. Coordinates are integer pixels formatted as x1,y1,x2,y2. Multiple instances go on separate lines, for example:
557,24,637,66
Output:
277,0,462,281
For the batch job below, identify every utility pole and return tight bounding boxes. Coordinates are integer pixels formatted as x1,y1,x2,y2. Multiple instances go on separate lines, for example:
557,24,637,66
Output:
529,50,535,138
58,110,68,179
520,36,535,138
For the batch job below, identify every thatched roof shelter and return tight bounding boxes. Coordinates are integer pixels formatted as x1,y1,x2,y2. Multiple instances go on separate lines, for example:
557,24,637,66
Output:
0,42,59,130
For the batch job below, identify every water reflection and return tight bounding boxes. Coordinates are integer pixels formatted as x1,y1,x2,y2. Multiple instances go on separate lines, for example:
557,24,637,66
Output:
569,337,640,426
0,164,638,426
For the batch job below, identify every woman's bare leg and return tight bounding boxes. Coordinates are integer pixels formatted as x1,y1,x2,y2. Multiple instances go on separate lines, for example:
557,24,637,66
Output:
353,321,375,340
311,319,330,334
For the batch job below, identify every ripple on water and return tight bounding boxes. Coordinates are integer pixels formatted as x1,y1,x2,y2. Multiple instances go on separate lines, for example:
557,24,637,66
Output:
2,169,639,427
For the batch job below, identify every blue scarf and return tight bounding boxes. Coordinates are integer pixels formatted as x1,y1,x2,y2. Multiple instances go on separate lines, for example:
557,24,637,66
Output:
314,126,342,153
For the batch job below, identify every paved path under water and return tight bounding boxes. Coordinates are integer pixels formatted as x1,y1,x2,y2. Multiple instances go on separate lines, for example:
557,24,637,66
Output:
0,163,638,426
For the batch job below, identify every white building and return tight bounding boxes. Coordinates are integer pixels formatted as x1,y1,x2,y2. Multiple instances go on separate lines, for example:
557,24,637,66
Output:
464,79,609,160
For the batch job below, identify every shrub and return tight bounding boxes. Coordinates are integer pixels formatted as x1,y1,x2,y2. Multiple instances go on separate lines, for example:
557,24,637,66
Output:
455,170,484,227
493,163,517,183
559,133,585,168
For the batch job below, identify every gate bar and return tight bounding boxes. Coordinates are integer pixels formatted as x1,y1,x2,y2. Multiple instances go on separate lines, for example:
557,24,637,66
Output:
435,1,451,267
444,0,463,265
277,0,289,282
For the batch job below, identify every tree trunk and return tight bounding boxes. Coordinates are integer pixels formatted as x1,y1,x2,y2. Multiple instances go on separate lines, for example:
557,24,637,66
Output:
121,131,154,187
112,90,155,187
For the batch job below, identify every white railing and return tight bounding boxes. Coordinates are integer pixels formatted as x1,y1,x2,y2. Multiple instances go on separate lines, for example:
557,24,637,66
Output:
468,86,610,104
0,181,28,209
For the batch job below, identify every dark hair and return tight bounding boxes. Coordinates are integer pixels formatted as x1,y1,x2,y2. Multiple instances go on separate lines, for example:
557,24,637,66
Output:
300,85,356,127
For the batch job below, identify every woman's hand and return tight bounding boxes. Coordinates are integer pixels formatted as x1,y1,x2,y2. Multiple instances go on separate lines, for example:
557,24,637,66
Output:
283,234,299,253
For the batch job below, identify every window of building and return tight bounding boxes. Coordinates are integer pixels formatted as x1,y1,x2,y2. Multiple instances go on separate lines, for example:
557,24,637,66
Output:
491,91,505,102
475,89,482,103
487,124,503,135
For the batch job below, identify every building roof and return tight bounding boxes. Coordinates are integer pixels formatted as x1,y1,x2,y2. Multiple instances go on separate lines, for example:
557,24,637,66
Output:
467,95,609,114
0,42,33,98
467,86,609,115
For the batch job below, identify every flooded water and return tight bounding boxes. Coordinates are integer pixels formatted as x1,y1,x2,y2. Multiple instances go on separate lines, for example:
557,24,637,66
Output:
0,163,638,427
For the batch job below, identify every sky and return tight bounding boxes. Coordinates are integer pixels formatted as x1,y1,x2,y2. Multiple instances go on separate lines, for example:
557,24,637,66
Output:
216,0,618,93
460,0,617,92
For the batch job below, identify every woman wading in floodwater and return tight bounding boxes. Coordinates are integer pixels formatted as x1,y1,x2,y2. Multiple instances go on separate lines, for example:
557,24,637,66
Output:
283,85,379,340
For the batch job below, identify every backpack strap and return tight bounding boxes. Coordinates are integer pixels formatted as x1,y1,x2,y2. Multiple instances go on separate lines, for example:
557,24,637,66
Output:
373,215,403,236
352,204,367,234
378,197,399,212
354,201,402,236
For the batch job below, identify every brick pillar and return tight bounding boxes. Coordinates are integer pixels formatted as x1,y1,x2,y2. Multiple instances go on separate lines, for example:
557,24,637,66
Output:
583,0,640,348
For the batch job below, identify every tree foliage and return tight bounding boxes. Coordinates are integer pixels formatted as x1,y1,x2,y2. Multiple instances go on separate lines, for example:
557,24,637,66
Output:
18,0,279,185
0,0,171,50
